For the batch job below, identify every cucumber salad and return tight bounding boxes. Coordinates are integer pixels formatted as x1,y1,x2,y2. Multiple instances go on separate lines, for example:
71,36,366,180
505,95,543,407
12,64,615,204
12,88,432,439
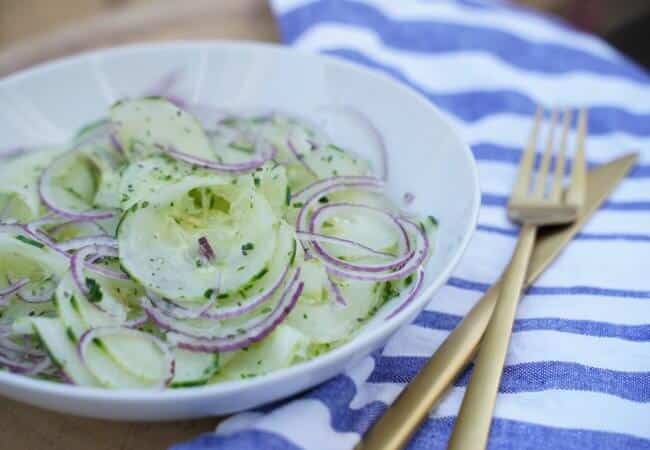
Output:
0,96,436,389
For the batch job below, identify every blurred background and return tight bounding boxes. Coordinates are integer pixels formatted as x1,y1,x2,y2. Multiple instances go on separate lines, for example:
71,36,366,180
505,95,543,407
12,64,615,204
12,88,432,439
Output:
1,0,649,75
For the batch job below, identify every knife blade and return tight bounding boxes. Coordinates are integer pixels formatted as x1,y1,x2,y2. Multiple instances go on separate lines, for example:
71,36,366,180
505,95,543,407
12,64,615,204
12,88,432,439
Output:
358,153,639,450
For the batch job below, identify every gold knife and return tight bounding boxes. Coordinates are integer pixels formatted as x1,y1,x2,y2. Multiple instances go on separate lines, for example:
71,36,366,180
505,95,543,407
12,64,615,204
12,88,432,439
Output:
357,153,638,450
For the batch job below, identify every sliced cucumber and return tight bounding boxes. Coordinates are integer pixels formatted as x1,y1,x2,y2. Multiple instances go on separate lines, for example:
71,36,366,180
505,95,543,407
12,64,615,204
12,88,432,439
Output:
0,232,69,309
82,339,154,389
171,348,220,387
0,148,63,222
80,138,126,210
287,277,381,344
38,149,104,219
29,317,99,386
141,222,300,339
96,332,169,383
111,98,214,161
55,271,128,340
55,281,87,342
213,324,309,381
118,172,278,301
118,156,230,210
255,163,289,217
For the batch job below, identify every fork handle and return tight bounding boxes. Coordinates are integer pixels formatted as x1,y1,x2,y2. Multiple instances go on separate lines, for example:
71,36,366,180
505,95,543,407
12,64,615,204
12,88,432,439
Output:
447,224,537,450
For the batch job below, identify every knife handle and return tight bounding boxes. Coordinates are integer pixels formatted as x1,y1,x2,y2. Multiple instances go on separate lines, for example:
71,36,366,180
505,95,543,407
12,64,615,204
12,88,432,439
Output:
356,281,502,450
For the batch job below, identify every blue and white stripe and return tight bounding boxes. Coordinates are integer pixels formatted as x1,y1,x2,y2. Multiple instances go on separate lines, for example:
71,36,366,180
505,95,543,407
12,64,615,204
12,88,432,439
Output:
175,1,650,449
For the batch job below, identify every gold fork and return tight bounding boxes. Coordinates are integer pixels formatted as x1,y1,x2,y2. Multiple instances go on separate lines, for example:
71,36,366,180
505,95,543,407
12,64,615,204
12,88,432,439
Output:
447,107,588,450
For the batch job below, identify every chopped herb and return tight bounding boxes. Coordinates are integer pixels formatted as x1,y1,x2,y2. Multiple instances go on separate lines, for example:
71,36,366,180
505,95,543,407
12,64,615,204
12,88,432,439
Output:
289,239,297,266
15,235,44,248
241,242,254,255
141,201,149,208
93,338,105,349
321,221,333,229
70,296,79,313
404,275,414,287
428,215,439,227
253,177,261,187
380,281,400,305
217,293,229,300
292,202,304,209
251,267,268,282
204,289,214,299
318,196,329,204
65,327,76,342
85,278,103,303
285,186,291,206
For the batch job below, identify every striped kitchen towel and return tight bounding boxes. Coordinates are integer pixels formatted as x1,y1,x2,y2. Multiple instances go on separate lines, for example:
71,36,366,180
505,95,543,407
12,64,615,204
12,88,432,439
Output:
173,1,650,449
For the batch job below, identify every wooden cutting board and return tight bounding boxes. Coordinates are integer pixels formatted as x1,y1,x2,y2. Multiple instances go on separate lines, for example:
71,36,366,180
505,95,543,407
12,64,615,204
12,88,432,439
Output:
0,1,277,449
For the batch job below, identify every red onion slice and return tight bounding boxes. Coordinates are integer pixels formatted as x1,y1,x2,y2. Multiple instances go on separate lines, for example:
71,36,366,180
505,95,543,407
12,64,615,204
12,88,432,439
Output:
296,231,395,259
324,219,428,282
166,271,304,353
0,352,51,375
78,327,175,388
70,245,125,298
0,278,30,306
197,236,216,263
326,273,347,306
7,274,56,304
294,177,385,231
308,203,411,273
123,313,148,329
67,240,127,281
291,175,384,203
23,214,60,248
165,143,277,173
385,269,424,320
287,134,318,177
0,336,47,358
200,263,292,321
144,268,301,340
56,235,115,252
146,290,217,321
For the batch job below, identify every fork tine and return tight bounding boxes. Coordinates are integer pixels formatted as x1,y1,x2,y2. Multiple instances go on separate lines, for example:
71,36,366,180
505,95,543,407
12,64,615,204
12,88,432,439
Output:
512,107,543,200
533,109,558,198
550,109,572,201
566,108,588,207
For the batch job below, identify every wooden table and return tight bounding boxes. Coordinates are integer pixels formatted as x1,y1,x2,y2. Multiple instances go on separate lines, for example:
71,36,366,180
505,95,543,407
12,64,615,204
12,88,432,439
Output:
0,2,277,448
0,0,278,76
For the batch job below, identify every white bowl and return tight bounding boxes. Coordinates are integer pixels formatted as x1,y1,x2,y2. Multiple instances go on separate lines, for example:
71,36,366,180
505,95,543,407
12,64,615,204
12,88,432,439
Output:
0,42,479,421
